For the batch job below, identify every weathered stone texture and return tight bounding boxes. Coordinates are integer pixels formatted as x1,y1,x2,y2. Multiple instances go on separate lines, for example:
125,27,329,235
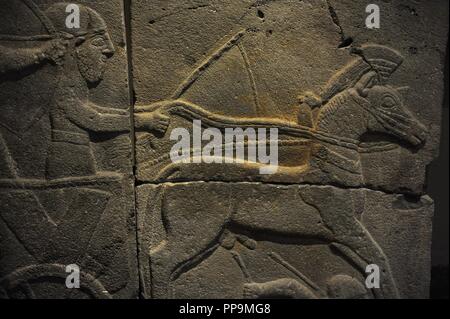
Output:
132,0,447,299
137,182,433,298
0,0,137,298
0,0,447,299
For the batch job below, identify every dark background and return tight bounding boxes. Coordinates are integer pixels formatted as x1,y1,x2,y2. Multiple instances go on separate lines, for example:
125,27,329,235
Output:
429,40,449,299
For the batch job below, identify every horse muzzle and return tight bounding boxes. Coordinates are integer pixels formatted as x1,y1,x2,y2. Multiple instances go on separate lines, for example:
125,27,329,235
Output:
406,122,428,146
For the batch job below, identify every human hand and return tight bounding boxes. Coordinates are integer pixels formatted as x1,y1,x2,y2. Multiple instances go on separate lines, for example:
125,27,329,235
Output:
135,110,170,135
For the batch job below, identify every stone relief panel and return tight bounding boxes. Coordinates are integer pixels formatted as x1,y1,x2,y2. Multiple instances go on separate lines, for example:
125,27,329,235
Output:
0,0,138,298
0,0,447,299
132,0,447,299
137,183,433,299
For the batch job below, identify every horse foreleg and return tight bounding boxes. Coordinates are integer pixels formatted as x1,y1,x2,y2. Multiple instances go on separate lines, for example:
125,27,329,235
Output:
331,224,400,299
149,183,233,298
299,186,399,299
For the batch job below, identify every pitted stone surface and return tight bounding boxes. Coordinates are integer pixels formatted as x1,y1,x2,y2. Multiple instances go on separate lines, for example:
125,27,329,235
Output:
0,0,447,299
132,0,447,299
0,0,138,298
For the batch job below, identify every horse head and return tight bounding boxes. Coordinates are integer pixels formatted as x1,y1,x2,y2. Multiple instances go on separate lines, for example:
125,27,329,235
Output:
351,71,428,147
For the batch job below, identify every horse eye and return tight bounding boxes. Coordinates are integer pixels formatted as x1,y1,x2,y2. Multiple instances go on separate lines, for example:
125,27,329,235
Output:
91,37,106,47
381,96,396,108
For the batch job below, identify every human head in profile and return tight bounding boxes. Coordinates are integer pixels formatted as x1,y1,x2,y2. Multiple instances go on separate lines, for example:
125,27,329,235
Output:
42,3,169,180
45,2,116,86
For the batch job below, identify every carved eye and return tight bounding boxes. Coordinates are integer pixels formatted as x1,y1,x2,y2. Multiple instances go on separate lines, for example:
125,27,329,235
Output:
91,37,106,47
381,95,396,108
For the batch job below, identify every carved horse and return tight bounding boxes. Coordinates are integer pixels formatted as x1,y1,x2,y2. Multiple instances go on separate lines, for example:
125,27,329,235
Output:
135,41,428,298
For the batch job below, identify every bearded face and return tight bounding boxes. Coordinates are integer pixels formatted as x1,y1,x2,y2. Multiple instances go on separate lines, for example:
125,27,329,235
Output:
76,31,115,85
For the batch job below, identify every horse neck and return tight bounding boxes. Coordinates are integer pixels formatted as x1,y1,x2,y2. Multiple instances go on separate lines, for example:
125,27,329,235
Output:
316,90,368,142
316,140,363,179
313,91,367,183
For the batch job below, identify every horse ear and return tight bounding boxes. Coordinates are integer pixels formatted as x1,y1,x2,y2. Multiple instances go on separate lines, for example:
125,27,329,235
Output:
298,91,322,108
354,71,378,97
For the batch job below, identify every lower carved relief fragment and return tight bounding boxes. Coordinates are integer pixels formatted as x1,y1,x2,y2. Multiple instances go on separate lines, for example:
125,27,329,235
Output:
137,182,433,299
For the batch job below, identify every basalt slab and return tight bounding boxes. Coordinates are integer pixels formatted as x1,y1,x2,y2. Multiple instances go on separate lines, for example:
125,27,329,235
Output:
137,182,433,299
132,0,448,195
0,0,446,300
0,0,138,298
132,0,447,299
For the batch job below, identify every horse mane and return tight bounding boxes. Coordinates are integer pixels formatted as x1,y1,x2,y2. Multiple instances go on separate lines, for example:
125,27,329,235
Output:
301,44,404,109
315,90,352,130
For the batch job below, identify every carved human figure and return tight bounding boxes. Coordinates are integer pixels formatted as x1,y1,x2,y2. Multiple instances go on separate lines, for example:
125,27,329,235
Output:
0,38,67,178
42,3,169,179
